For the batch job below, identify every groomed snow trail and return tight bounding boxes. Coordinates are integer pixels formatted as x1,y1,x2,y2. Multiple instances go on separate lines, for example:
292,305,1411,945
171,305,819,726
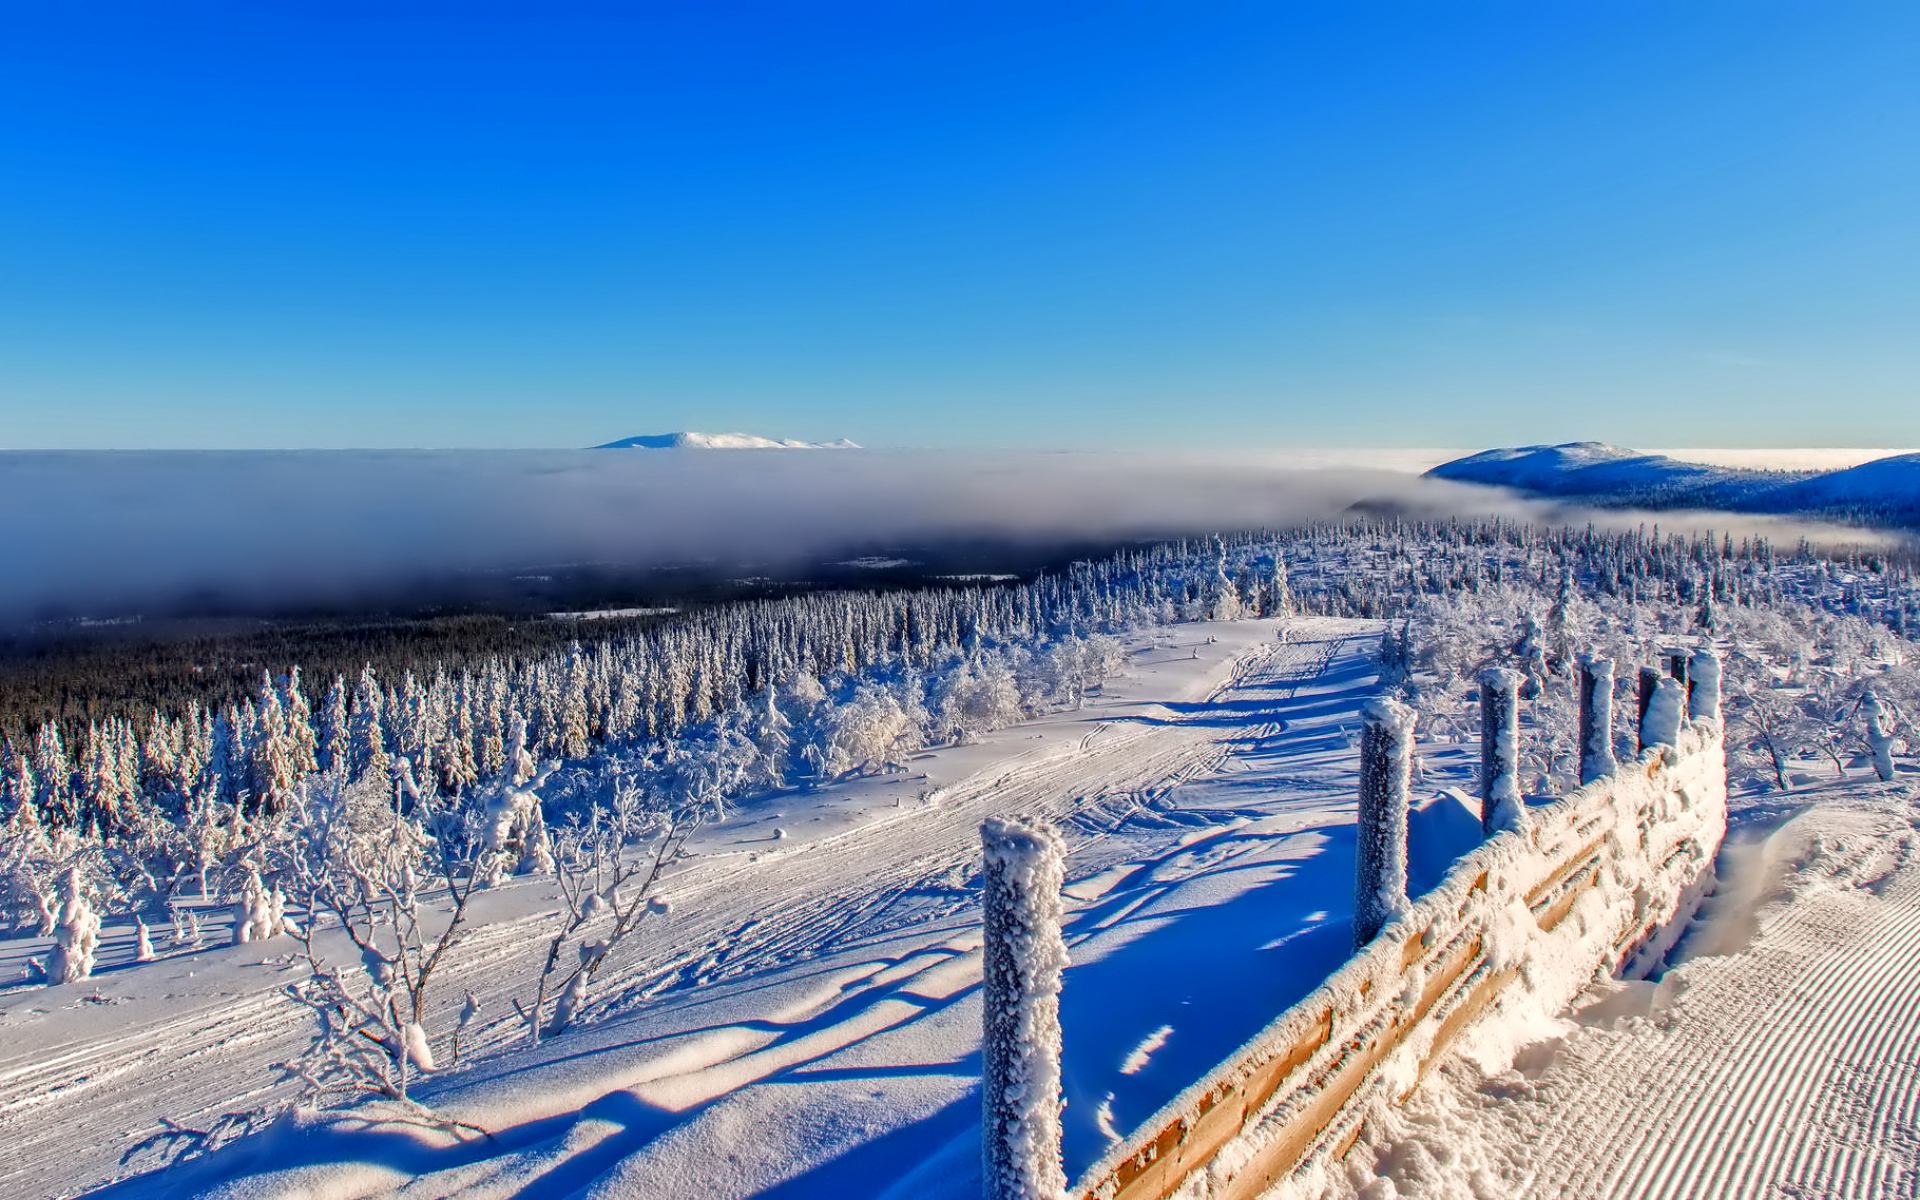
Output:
1328,787,1920,1200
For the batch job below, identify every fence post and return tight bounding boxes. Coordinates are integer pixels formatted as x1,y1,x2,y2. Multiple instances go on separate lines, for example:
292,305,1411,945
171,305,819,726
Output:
1640,675,1685,751
1666,649,1693,711
1355,698,1414,947
1665,649,1691,686
1478,669,1525,833
980,817,1068,1200
1578,654,1618,785
1636,666,1663,753
1688,646,1723,724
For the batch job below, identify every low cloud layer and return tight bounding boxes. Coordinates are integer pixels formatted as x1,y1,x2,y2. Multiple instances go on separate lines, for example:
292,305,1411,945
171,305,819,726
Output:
0,449,1891,623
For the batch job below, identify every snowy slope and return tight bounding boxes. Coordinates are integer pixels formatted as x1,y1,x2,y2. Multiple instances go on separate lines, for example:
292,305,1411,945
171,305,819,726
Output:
1765,452,1920,522
1329,778,1920,1199
1428,442,1920,526
593,431,862,450
35,621,1490,1200
1426,442,1799,508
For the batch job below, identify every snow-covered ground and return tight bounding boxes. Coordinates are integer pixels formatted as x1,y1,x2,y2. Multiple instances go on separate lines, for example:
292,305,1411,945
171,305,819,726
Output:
5,617,1494,1199
1330,775,1920,1200
15,604,1910,1200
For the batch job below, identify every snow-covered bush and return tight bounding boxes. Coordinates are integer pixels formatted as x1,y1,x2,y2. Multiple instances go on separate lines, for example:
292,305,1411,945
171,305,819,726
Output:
45,867,102,985
268,768,478,1108
515,778,702,1044
231,866,287,945
1862,690,1897,782
821,683,922,777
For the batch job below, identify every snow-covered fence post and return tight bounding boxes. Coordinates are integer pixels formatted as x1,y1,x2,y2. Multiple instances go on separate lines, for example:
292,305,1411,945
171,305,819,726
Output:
980,816,1068,1200
1863,690,1896,783
1478,670,1524,835
1578,654,1618,785
1666,649,1694,714
1665,650,1691,689
1688,646,1723,725
1636,667,1663,752
1355,698,1415,947
1640,676,1685,752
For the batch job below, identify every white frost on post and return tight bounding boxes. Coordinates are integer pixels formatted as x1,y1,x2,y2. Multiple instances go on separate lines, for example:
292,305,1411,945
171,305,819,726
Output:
980,816,1068,1200
1579,655,1618,785
1689,646,1724,725
1863,690,1896,783
1478,670,1526,835
1356,697,1415,946
46,868,101,985
1641,676,1685,751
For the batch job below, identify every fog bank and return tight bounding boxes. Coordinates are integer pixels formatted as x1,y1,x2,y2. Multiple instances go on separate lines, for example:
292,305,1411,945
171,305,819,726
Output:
0,450,1891,622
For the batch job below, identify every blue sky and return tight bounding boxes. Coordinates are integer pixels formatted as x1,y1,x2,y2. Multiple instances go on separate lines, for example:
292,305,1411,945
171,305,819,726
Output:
0,2,1915,450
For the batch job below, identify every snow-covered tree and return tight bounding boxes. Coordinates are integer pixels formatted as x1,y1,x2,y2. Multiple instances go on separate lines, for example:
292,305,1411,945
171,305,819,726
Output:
45,868,101,985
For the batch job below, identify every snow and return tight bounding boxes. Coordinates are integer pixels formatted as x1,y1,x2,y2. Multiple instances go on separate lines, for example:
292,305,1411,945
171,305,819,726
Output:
545,606,680,620
1769,451,1920,509
1428,442,1761,500
1644,448,1918,471
6,618,1455,1198
1640,677,1685,750
229,868,284,945
593,431,863,450
1327,775,1920,1199
1862,691,1896,782
45,868,101,985
1578,656,1619,785
836,557,918,569
1686,645,1722,725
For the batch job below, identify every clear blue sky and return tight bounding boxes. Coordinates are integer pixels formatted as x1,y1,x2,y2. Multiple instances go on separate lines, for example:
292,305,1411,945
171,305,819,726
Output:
1,2,1915,450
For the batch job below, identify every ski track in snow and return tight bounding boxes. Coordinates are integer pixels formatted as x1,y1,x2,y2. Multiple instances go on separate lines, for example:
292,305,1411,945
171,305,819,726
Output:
0,618,1411,1199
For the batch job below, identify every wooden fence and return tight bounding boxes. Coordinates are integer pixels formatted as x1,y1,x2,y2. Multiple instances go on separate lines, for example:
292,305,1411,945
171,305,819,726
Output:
982,646,1728,1200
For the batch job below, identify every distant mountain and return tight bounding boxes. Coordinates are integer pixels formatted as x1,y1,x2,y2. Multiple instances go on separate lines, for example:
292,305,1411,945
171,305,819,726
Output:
1427,442,1919,528
594,431,861,450
1428,442,1801,509
1764,453,1920,524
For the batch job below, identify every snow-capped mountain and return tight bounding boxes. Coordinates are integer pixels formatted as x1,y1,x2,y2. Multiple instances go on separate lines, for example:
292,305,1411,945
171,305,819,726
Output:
1427,442,1797,508
1428,442,1920,526
594,431,861,450
1764,453,1920,521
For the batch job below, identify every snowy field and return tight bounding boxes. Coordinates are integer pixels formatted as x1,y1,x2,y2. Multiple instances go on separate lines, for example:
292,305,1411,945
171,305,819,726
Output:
4,617,1492,1198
